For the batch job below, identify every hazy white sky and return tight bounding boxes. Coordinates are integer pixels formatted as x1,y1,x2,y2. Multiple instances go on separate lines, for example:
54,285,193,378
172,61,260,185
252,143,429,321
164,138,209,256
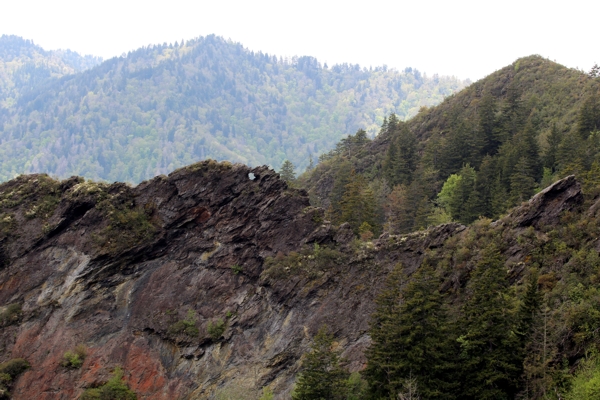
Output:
1,0,597,80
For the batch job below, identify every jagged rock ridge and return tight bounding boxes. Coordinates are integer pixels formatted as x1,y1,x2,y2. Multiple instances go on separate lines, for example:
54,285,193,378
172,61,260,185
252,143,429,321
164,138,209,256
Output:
0,164,583,399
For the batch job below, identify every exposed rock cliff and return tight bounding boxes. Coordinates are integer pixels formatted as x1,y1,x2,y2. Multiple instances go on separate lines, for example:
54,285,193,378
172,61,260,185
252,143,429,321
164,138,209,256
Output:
0,164,584,399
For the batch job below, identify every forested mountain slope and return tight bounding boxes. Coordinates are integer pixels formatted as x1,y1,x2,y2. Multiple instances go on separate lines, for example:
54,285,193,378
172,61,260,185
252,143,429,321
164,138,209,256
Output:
301,55,600,236
0,35,101,109
0,35,466,182
1,163,599,399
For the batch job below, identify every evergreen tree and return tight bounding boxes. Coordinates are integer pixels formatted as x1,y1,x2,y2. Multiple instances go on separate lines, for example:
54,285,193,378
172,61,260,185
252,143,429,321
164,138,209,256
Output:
339,171,378,234
384,125,417,187
517,269,542,343
280,160,296,183
577,93,600,139
497,86,526,144
478,94,499,155
364,264,405,398
306,154,315,172
383,139,400,185
544,123,562,172
329,160,353,219
439,118,476,178
354,129,369,146
365,263,456,399
293,326,350,400
456,245,522,400
388,113,400,133
468,156,499,218
510,157,537,204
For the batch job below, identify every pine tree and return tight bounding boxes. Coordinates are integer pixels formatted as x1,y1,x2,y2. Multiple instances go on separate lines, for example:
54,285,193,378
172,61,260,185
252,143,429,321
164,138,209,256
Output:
510,157,537,204
544,123,562,172
478,94,499,155
577,93,600,139
384,139,400,185
388,113,400,133
468,156,499,218
293,326,349,400
364,264,405,398
280,160,296,183
396,126,418,185
329,160,353,220
497,86,526,144
517,269,542,343
339,171,378,235
354,129,369,146
365,263,457,400
456,245,522,400
306,154,315,172
384,126,417,187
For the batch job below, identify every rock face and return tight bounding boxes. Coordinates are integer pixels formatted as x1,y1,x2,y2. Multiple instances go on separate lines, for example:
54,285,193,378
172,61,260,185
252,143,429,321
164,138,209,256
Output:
504,175,583,228
0,163,583,399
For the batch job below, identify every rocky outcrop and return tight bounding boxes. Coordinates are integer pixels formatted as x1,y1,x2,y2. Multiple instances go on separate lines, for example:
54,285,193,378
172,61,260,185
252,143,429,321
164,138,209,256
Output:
0,164,584,399
503,175,583,228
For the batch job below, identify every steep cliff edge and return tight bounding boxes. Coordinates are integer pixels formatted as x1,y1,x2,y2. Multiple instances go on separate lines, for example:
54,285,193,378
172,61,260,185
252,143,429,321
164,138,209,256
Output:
0,164,585,399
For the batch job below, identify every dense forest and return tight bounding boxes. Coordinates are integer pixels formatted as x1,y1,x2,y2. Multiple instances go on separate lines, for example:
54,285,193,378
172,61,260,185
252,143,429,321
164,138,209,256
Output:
0,35,101,108
286,56,600,399
301,55,600,236
0,35,466,182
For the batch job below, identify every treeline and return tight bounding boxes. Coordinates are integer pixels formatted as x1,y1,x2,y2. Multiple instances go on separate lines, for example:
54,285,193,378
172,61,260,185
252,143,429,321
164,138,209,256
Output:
0,35,466,182
301,56,600,236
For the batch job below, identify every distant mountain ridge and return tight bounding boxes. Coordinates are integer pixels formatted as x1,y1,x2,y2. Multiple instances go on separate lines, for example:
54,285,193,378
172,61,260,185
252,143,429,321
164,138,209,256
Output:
0,35,102,108
0,34,467,182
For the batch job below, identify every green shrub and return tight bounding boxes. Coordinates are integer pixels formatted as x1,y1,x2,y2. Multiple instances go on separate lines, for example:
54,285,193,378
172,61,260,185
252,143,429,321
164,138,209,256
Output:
80,367,137,400
262,243,346,281
231,264,243,275
168,309,199,337
565,353,600,399
0,359,30,379
0,358,30,397
61,345,87,369
0,304,22,327
259,386,274,400
207,318,226,340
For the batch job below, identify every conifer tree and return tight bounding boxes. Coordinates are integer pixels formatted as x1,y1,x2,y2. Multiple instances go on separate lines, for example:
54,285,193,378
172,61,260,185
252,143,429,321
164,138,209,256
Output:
497,86,526,143
577,93,600,139
439,119,474,177
364,264,405,398
365,263,456,400
383,139,400,185
544,123,562,172
384,126,417,187
329,160,353,219
293,326,349,400
510,157,538,204
478,94,499,155
339,171,378,234
280,160,296,183
517,269,542,343
306,154,315,172
456,245,522,399
468,156,498,218
388,113,399,133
